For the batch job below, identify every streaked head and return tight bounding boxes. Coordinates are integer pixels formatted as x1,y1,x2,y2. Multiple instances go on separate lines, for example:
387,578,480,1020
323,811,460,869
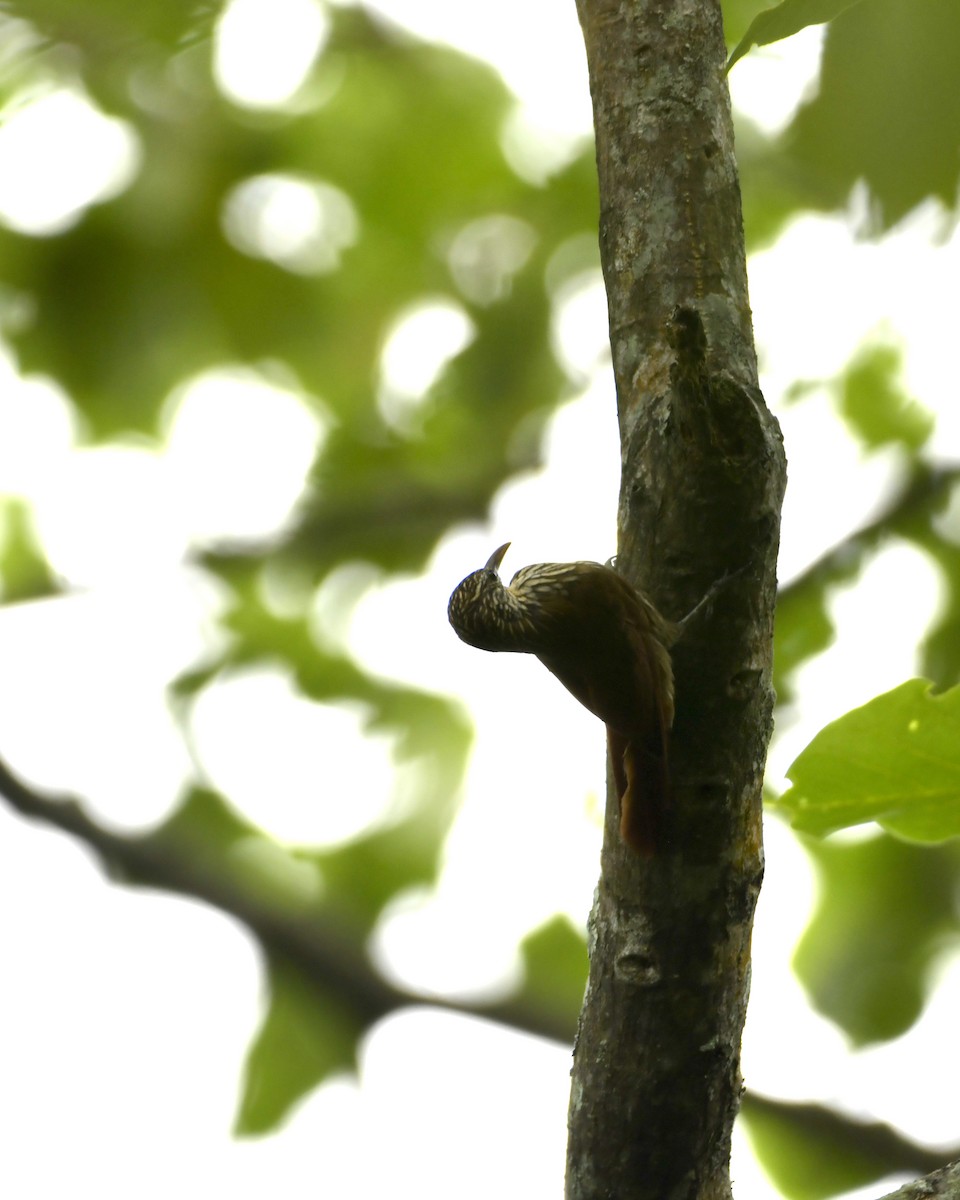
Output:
448,542,534,651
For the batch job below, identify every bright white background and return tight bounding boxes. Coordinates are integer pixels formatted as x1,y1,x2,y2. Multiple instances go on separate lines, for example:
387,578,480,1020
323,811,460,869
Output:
0,1,958,1196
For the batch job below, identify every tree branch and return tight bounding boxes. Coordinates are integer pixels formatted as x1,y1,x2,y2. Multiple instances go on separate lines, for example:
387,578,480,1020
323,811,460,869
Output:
879,1160,960,1200
740,1093,960,1184
567,0,784,1195
3,755,956,1191
0,754,573,1045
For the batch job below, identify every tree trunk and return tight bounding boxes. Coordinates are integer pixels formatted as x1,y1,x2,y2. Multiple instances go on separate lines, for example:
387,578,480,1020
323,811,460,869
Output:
566,3,786,1198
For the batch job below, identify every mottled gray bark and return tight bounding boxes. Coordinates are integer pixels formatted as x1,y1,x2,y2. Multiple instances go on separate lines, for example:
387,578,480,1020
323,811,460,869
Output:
880,1162,960,1200
566,2,785,1198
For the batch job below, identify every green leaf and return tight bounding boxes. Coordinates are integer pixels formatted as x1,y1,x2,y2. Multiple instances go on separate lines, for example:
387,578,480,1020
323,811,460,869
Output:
773,574,836,704
727,0,865,71
14,0,215,47
235,957,362,1135
793,834,958,1044
740,1088,940,1200
514,916,587,1037
722,0,784,49
147,784,257,850
0,497,60,603
741,1103,887,1200
773,544,871,704
922,539,960,691
786,0,960,227
777,679,960,841
836,343,933,451
736,118,823,251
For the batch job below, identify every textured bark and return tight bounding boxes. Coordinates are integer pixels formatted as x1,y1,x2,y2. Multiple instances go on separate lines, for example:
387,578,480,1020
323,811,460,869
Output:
566,2,785,1199
879,1162,960,1200
878,1163,960,1200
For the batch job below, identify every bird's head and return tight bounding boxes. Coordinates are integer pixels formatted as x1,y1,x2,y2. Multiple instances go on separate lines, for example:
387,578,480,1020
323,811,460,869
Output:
447,542,534,651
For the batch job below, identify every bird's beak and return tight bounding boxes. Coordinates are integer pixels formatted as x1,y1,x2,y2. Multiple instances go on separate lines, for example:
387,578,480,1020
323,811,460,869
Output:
484,542,511,573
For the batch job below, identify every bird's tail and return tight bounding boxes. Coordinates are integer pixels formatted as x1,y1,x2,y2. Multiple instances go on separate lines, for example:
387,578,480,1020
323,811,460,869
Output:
608,730,670,857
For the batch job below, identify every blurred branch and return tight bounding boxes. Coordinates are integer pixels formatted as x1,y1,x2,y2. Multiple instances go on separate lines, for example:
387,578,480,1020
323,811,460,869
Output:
779,463,960,600
741,1093,960,1180
4,757,956,1181
0,752,574,1044
198,481,491,578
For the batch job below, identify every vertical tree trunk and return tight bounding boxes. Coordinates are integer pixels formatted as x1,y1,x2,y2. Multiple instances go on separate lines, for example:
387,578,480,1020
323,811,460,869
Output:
566,3,786,1198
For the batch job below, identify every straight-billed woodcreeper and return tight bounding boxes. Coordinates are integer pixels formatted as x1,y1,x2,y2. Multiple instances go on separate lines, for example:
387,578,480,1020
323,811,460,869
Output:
447,543,676,856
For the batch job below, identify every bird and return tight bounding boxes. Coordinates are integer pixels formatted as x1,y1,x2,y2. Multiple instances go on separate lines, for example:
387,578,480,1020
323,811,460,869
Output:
448,543,676,856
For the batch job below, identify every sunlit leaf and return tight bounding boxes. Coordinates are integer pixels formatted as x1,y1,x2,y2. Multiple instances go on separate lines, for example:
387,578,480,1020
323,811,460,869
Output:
835,343,933,452
0,497,60,603
777,679,960,841
727,0,864,71
235,956,362,1135
721,0,788,48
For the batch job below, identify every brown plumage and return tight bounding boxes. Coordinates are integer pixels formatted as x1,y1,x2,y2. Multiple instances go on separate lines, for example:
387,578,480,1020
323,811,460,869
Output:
448,543,676,856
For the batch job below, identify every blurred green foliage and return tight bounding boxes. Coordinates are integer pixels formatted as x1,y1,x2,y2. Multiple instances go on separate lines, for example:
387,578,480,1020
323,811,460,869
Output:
515,915,588,1039
0,497,59,601
740,1088,949,1200
743,1099,898,1200
793,833,959,1044
836,344,933,452
787,0,960,228
1,0,959,1186
238,955,362,1134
